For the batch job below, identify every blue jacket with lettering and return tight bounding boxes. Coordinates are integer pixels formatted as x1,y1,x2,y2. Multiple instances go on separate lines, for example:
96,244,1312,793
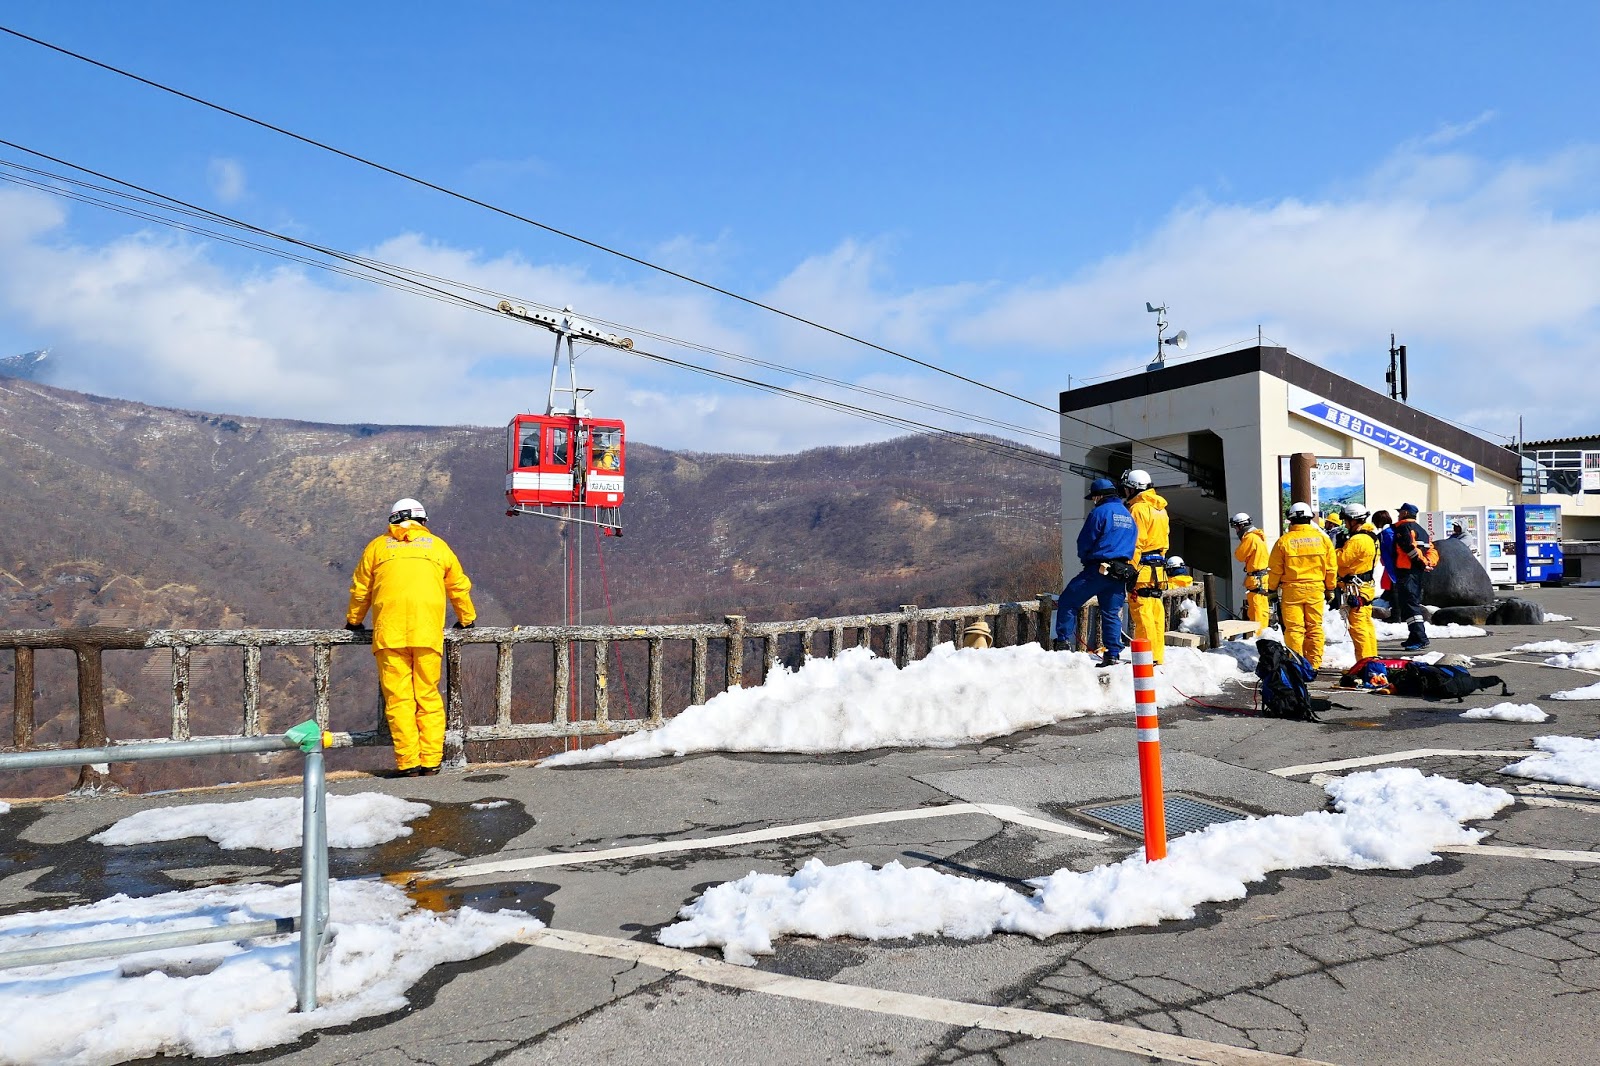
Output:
1078,498,1138,565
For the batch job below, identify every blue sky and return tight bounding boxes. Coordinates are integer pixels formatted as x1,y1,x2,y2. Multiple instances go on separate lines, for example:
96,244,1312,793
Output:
1,2,1596,452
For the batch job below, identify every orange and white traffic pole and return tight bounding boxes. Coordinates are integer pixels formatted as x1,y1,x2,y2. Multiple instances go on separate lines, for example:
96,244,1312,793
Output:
1131,637,1168,861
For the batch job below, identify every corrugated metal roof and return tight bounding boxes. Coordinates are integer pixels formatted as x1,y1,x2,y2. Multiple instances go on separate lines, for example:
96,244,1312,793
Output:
1516,435,1600,449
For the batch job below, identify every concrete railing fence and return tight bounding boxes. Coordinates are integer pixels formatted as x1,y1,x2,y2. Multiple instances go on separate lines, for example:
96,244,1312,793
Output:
1,597,1058,790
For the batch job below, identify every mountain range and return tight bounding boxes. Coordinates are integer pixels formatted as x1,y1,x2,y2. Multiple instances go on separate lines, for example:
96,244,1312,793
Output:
0,370,1061,793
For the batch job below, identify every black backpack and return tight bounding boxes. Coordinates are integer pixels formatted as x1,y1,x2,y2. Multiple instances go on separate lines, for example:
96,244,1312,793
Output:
1255,640,1324,721
1388,662,1510,702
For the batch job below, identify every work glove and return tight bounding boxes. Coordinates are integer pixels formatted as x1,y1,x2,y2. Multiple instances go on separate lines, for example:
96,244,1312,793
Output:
453,621,475,630
343,621,365,633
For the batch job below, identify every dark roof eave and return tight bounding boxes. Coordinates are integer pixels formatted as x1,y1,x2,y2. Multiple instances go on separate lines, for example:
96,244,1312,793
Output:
1059,346,1520,482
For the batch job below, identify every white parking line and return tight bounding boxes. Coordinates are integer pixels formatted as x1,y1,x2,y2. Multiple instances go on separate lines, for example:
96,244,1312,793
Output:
423,802,1109,881
518,926,1342,1066
1437,843,1600,864
1270,749,1532,777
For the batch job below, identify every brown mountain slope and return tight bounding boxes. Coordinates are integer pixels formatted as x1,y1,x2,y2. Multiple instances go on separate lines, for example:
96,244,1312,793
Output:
0,373,1061,791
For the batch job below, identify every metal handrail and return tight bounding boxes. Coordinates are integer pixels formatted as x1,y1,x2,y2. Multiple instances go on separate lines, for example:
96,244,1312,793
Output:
0,723,332,1012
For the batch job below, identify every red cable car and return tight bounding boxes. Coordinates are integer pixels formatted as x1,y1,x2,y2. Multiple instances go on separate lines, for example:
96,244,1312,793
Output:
498,301,632,535
506,414,625,532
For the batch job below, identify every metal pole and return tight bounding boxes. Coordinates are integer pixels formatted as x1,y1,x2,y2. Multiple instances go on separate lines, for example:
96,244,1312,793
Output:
0,917,296,971
297,748,327,1013
0,733,297,771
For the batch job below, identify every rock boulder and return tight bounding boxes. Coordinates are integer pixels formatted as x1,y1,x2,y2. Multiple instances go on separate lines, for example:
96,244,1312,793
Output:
1421,537,1495,608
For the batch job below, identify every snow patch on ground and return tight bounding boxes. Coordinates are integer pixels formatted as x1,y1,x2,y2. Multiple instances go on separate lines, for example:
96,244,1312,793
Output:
0,800,10,815
1460,703,1549,722
1544,648,1600,670
543,644,1247,766
1544,613,1574,622
0,879,538,1065
1550,681,1600,701
658,769,1511,965
472,800,510,810
1503,736,1600,789
91,794,430,851
1177,600,1208,635
1514,640,1590,653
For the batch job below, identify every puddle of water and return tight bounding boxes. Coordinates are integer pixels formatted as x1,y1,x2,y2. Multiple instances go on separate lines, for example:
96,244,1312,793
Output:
462,773,509,783
399,878,556,924
0,799,537,917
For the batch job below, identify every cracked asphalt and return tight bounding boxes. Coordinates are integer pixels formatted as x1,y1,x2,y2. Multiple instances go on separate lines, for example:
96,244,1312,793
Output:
5,588,1600,1064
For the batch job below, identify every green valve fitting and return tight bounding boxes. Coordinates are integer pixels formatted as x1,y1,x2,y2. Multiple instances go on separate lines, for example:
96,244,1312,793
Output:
284,720,327,753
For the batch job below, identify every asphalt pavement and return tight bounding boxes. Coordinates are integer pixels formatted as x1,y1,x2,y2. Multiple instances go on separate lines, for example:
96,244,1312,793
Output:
5,587,1600,1065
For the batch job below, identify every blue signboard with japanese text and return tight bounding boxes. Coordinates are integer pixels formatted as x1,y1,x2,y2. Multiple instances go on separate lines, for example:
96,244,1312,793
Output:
1286,386,1476,485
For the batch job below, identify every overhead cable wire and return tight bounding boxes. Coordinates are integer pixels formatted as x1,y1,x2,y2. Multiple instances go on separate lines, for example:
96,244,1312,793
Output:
0,150,1072,472
0,24,1063,417
0,143,1095,453
2,25,1208,462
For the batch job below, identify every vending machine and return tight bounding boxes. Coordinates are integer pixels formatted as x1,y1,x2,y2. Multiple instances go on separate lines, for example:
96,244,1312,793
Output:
1424,507,1487,563
1484,506,1516,586
1513,504,1564,584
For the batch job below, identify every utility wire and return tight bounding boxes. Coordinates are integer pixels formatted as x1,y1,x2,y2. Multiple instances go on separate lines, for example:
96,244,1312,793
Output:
0,27,1200,460
0,144,1101,452
0,24,1061,417
0,150,1073,472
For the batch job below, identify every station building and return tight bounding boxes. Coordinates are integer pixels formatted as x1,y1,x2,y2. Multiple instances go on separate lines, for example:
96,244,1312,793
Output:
1058,345,1522,615
1518,433,1600,579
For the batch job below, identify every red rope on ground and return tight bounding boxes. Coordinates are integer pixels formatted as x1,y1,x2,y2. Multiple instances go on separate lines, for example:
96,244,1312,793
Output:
592,523,636,718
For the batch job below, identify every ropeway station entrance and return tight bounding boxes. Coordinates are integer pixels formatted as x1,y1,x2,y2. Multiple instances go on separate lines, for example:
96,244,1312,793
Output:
1059,345,1522,616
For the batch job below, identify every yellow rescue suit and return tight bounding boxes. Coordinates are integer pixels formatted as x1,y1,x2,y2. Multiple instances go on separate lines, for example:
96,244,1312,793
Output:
1234,527,1271,634
1337,522,1379,662
1267,522,1337,668
1127,489,1170,664
347,521,476,771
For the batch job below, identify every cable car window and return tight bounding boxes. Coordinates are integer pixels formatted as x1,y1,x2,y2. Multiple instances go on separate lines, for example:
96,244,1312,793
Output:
517,424,540,469
592,427,621,470
550,427,570,467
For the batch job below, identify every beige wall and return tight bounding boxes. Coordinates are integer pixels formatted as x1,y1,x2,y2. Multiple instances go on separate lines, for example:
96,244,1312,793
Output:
1061,369,1518,614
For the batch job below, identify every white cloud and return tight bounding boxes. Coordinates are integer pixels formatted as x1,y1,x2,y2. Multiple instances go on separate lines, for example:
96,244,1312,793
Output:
957,145,1600,439
207,157,247,204
2,137,1597,450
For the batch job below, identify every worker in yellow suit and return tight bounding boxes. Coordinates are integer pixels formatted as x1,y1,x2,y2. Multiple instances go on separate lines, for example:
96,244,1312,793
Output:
1165,556,1193,588
1268,501,1338,668
1230,512,1271,634
346,497,477,777
1122,469,1170,664
1336,502,1379,663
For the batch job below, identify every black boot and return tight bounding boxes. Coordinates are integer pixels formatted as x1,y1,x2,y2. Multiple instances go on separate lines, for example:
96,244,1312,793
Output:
1401,621,1430,651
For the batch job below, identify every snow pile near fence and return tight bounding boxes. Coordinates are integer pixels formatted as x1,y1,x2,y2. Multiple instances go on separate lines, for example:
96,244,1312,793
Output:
544,643,1246,766
0,879,537,1065
1550,681,1600,701
1503,736,1600,789
658,768,1510,965
92,793,430,851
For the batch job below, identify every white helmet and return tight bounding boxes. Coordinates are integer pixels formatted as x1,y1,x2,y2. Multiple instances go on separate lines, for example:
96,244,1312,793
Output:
388,498,427,524
1166,555,1185,569
1120,469,1152,492
1341,502,1369,522
1287,501,1315,521
1229,512,1252,529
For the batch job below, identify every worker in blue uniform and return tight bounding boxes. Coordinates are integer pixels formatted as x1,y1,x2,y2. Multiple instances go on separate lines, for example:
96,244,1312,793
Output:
1052,477,1139,666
